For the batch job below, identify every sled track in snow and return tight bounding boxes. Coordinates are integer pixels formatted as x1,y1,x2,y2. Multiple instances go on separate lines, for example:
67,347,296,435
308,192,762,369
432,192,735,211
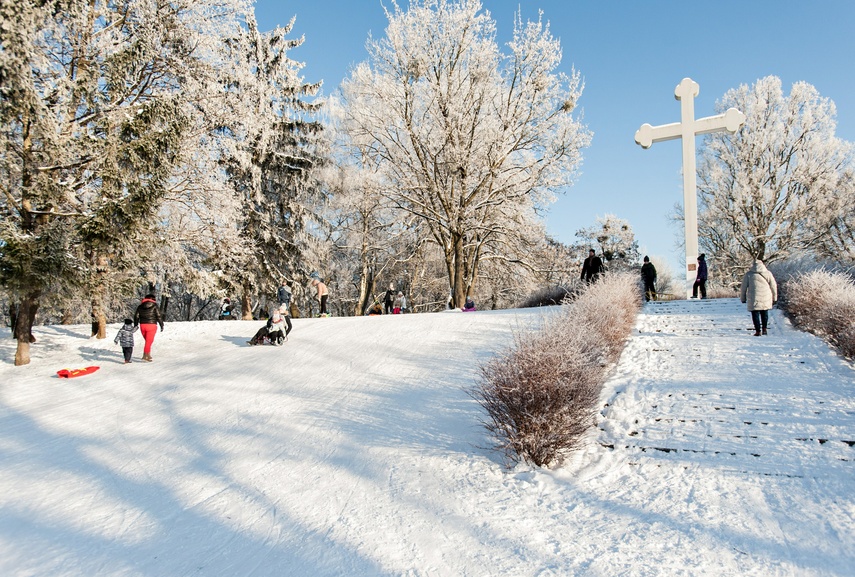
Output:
598,298,855,479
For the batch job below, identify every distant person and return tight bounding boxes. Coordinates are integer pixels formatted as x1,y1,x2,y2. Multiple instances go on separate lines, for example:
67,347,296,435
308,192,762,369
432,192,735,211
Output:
692,254,708,299
462,296,476,312
312,277,329,316
218,298,235,320
134,293,163,362
640,256,657,302
278,280,292,310
367,301,384,316
739,259,778,337
383,283,395,314
393,291,406,314
581,249,604,283
113,318,138,364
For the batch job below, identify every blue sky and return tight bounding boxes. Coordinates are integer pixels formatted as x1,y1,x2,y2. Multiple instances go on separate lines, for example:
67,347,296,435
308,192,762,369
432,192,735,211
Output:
254,0,855,275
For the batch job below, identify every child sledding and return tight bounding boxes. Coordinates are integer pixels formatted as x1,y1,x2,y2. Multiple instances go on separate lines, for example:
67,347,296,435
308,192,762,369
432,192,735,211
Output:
247,309,289,346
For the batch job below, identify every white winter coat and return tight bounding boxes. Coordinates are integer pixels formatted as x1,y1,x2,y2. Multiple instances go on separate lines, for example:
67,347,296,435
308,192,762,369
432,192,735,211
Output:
739,260,778,311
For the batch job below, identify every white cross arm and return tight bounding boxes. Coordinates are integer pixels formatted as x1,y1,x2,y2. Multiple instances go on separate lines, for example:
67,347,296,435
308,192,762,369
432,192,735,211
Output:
693,107,746,136
634,107,745,149
634,122,680,149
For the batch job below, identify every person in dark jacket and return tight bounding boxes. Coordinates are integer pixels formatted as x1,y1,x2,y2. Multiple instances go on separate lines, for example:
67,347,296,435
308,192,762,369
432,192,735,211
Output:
641,256,657,302
277,280,292,309
581,249,604,283
114,319,138,363
692,254,708,299
248,310,287,346
134,294,164,362
383,283,395,315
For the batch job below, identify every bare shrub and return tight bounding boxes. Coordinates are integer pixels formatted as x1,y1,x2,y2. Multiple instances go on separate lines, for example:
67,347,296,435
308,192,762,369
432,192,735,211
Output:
782,269,855,359
517,283,581,308
473,273,641,467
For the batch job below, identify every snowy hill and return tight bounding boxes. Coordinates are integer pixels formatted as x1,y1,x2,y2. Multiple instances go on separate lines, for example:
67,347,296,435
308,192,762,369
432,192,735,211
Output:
1,300,853,576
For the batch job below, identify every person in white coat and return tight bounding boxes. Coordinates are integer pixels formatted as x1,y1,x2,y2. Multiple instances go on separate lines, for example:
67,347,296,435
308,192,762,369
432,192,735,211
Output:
739,259,778,336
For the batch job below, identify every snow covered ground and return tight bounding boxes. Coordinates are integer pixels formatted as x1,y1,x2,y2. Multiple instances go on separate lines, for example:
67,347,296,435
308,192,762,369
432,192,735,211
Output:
1,298,853,576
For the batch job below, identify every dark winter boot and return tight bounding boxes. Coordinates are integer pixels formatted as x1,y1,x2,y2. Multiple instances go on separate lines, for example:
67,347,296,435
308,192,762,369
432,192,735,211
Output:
753,330,761,337
762,328,767,335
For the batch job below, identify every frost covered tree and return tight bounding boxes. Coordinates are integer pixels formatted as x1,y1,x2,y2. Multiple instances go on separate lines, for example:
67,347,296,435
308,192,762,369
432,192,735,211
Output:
339,0,591,308
322,162,415,315
0,0,250,364
812,166,855,264
575,214,640,273
216,14,324,319
697,76,853,281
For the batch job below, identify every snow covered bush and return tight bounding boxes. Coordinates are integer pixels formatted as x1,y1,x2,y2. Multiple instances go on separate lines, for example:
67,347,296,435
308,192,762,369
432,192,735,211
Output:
781,269,855,359
473,273,640,467
518,284,579,308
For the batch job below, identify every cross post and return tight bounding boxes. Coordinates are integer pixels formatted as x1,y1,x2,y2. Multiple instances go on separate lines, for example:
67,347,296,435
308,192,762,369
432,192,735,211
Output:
634,78,745,298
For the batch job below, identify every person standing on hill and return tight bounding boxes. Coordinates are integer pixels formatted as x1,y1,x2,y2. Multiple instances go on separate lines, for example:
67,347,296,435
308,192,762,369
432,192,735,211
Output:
641,256,657,302
134,294,163,362
692,254,708,299
739,259,778,337
393,291,407,314
581,249,604,283
312,277,329,316
383,283,395,314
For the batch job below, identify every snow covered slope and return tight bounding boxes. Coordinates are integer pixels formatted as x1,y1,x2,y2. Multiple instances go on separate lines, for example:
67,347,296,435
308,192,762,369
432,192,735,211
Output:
0,300,853,576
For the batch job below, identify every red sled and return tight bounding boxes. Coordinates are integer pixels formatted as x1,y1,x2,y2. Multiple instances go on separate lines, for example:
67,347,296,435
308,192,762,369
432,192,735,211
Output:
57,366,100,378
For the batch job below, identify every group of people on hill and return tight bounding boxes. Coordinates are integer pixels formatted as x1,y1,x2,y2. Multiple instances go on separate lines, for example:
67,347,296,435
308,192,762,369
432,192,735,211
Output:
586,247,777,337
638,251,777,337
367,284,408,316
113,293,164,363
636,252,709,303
111,248,778,363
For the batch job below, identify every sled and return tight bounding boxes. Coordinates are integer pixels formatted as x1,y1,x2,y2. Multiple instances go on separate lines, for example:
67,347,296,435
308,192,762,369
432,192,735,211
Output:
57,366,100,378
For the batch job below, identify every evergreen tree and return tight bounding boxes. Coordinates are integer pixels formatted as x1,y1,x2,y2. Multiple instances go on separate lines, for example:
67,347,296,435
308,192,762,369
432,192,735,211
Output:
216,15,324,318
0,0,249,364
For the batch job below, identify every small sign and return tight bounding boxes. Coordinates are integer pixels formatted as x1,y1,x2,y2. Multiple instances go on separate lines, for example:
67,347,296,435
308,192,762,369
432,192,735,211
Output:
688,263,697,271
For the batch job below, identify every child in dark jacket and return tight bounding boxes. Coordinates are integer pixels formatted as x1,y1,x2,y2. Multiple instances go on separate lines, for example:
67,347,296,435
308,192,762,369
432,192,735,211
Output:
114,319,138,363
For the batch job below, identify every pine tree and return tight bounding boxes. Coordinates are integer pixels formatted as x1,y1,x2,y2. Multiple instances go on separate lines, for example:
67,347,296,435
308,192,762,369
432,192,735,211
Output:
216,15,324,318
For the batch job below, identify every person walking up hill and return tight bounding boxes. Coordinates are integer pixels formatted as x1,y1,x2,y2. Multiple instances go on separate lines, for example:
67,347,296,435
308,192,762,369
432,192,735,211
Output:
641,256,657,302
739,259,778,336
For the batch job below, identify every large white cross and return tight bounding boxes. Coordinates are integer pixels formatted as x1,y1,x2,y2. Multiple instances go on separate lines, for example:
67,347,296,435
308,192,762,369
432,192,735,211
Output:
634,77,745,298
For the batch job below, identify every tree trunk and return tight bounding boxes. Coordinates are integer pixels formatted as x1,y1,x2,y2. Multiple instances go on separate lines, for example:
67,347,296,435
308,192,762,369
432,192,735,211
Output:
240,286,253,320
14,292,40,366
451,233,466,308
90,293,106,339
354,259,374,316
90,252,109,339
